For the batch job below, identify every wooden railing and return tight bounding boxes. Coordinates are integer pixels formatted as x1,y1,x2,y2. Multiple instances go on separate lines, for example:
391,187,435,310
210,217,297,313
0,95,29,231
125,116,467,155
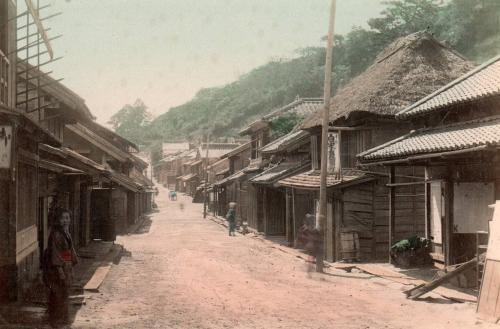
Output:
0,49,9,107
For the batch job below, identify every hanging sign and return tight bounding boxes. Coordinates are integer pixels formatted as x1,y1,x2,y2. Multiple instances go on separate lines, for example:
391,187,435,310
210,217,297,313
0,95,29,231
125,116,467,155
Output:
0,126,12,168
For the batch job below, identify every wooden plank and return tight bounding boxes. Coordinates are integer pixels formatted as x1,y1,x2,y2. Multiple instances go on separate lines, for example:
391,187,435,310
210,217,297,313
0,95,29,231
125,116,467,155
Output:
83,265,111,292
344,203,373,213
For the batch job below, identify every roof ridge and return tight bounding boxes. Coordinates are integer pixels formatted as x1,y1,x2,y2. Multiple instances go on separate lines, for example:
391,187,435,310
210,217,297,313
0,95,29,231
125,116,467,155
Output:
376,31,434,64
397,54,500,118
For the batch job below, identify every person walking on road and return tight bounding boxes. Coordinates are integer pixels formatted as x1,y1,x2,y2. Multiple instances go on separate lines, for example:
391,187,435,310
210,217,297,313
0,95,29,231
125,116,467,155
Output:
43,208,78,328
226,202,237,236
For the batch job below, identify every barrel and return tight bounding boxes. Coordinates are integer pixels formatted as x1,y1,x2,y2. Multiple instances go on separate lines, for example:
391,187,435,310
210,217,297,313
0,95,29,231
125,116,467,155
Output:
340,231,360,261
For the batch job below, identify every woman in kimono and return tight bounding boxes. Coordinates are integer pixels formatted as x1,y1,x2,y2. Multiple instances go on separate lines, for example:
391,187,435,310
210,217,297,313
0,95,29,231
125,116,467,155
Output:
43,208,78,327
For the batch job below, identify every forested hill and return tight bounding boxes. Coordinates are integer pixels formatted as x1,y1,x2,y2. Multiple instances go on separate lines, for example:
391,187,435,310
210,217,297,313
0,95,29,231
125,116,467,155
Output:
149,48,327,140
112,0,500,145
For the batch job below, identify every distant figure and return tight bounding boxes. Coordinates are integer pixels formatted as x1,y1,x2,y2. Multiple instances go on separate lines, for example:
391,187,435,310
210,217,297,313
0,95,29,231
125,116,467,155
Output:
169,191,177,201
298,213,320,273
226,202,237,236
43,208,78,327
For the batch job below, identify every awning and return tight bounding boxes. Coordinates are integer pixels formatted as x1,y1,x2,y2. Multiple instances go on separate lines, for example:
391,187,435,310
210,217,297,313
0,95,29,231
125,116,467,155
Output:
39,144,107,176
131,172,154,188
250,162,310,185
358,116,500,165
260,130,310,154
214,169,246,186
180,173,198,182
278,169,373,189
39,159,84,175
215,168,230,176
110,171,141,192
61,147,107,173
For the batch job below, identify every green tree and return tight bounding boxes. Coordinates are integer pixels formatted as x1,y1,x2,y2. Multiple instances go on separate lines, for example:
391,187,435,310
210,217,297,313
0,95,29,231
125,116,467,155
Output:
109,99,152,146
269,113,301,138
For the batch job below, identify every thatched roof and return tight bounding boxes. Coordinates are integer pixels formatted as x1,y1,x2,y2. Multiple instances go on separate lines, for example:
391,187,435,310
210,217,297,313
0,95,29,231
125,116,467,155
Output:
301,32,474,129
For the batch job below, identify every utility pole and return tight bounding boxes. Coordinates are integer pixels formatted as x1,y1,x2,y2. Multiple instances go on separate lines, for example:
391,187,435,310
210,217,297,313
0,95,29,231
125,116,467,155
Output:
203,133,210,219
317,0,337,273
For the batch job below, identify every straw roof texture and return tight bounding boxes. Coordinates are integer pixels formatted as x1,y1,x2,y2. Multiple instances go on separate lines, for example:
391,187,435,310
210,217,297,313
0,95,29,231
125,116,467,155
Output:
302,32,474,129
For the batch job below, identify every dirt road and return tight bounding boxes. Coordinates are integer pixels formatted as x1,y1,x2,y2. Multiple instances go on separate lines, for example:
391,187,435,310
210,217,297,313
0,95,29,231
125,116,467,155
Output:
72,185,496,329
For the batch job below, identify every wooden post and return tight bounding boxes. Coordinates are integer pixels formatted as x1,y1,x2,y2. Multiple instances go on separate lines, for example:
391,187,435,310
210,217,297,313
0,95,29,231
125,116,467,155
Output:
285,189,291,243
388,166,396,263
203,134,209,219
263,187,268,234
317,0,337,273
444,178,453,266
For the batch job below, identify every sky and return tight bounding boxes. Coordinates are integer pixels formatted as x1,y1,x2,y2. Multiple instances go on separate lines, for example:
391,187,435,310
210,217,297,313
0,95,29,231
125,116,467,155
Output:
33,0,387,124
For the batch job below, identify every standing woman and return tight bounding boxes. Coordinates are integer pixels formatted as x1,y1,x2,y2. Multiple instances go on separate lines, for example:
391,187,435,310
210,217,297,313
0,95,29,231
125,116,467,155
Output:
43,208,78,327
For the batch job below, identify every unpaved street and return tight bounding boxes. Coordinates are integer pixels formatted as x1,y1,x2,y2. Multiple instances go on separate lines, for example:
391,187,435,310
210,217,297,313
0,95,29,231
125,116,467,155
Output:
72,186,496,329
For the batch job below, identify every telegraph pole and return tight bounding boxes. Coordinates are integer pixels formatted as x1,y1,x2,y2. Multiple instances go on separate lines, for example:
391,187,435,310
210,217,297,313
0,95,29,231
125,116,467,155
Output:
317,0,337,273
203,133,210,219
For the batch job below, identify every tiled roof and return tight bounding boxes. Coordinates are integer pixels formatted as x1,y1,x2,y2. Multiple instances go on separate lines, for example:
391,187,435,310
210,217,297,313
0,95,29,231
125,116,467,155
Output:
250,162,309,185
398,55,500,119
278,169,370,189
260,130,310,154
358,116,500,163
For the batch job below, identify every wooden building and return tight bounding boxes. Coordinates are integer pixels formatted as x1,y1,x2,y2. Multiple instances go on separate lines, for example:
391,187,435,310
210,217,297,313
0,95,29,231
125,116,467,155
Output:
210,143,250,217
281,32,473,262
154,142,190,188
248,130,311,236
204,157,230,205
0,0,152,301
358,55,500,273
240,98,323,232
0,0,69,300
174,148,198,192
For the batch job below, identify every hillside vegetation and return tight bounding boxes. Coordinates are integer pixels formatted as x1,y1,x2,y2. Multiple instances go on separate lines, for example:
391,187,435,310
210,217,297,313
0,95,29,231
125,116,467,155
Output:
110,0,500,146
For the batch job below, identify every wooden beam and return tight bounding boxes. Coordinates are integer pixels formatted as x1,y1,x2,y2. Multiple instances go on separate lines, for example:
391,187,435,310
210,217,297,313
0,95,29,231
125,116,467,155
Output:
292,187,296,246
405,256,480,299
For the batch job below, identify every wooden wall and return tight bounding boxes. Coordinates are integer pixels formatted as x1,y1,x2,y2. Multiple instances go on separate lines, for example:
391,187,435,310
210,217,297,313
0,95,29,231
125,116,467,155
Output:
246,184,259,231
264,187,286,236
374,169,426,261
342,182,375,260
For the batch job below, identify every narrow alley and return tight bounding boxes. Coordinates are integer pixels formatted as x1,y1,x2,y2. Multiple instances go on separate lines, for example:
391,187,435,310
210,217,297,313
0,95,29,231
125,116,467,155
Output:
70,185,493,329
